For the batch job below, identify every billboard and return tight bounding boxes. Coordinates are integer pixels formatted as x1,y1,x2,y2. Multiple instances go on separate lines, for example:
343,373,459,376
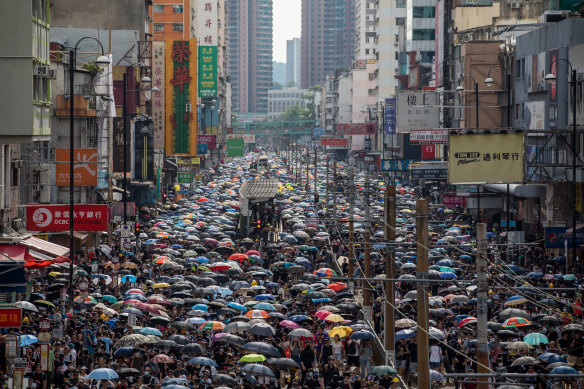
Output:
448,133,524,184
165,39,198,156
197,135,217,150
523,101,545,130
337,123,376,135
227,138,244,157
55,148,98,186
411,163,448,180
199,46,217,97
26,204,109,231
410,129,448,144
384,98,396,134
134,120,154,181
152,41,166,148
545,227,584,249
197,0,218,46
548,48,560,129
396,91,440,132
112,117,128,173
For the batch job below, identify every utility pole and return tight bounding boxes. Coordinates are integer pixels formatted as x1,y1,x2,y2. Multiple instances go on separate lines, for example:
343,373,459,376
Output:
325,156,330,215
416,198,430,389
476,223,490,389
348,167,355,278
384,185,396,365
314,147,317,199
332,161,338,227
305,146,309,192
363,174,372,310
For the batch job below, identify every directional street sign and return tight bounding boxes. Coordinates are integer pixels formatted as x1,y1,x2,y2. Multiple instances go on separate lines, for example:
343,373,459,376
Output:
120,223,132,238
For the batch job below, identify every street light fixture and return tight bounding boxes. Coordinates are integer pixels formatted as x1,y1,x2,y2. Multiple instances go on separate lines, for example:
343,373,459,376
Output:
545,59,578,267
69,38,110,312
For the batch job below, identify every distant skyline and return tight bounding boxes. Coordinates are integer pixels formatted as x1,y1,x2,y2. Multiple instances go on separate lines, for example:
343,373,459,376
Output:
273,0,301,63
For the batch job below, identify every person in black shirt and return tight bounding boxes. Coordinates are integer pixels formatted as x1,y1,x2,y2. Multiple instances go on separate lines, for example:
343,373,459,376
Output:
407,338,418,387
322,356,339,386
320,338,333,364
300,342,316,385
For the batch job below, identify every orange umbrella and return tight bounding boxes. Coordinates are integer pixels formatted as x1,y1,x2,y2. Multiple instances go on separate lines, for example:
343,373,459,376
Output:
245,310,269,319
328,283,348,292
199,321,225,331
228,253,249,261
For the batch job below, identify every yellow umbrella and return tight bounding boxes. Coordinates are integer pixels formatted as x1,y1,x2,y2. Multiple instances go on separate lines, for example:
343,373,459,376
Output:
324,314,345,323
328,326,353,338
152,283,171,289
48,272,62,277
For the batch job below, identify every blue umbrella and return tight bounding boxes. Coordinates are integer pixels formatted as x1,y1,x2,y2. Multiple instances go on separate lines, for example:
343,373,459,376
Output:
253,302,275,311
311,298,332,303
87,368,119,380
188,357,218,367
161,378,189,386
550,366,578,374
138,327,162,336
18,335,38,347
121,275,137,283
350,330,375,340
227,302,247,311
396,329,416,340
440,272,457,279
113,347,135,357
121,308,143,316
289,315,311,322
192,304,208,312
537,353,566,363
526,271,544,279
255,294,275,300
436,259,454,267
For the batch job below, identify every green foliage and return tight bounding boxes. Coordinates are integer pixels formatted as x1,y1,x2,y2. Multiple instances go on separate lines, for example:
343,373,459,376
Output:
83,62,103,78
272,81,284,90
278,104,311,121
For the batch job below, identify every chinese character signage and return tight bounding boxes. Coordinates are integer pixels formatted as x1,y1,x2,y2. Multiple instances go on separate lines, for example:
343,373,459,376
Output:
0,308,21,328
55,149,98,186
112,118,127,173
321,137,349,149
384,98,396,134
26,204,109,231
448,133,524,184
199,46,217,97
396,91,440,133
166,39,198,156
336,123,376,135
197,135,217,150
152,41,166,149
197,1,218,46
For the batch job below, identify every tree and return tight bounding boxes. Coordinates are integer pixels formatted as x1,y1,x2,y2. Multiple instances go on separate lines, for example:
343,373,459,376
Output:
285,81,297,88
279,105,310,121
272,81,283,90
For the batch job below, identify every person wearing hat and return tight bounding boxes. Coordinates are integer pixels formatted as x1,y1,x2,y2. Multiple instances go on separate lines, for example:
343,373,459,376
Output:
322,356,339,387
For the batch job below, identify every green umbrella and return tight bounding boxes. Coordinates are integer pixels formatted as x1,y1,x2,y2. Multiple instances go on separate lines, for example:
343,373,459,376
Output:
563,274,577,281
239,353,267,363
369,365,398,376
523,332,549,346
76,269,89,276
101,295,118,303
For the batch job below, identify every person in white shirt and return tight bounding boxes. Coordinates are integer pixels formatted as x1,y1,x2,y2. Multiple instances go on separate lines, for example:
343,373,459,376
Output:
429,342,443,372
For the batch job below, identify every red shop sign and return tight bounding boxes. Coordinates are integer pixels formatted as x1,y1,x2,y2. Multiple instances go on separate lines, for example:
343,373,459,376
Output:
0,308,21,328
26,204,109,232
442,194,467,207
197,135,217,150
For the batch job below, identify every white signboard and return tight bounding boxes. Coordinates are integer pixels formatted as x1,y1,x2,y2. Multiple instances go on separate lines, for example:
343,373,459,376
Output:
152,41,165,148
227,134,256,144
524,101,545,130
120,223,132,238
397,91,440,133
410,129,448,144
196,1,218,46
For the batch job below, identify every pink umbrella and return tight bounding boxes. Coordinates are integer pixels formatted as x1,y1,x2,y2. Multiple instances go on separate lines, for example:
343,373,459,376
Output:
212,332,228,340
135,302,161,316
279,320,301,329
315,310,333,320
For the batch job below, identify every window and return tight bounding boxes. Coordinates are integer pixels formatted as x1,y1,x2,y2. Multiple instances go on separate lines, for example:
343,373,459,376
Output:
412,29,435,41
173,23,184,31
154,23,164,32
413,6,435,18
153,4,164,12
420,51,435,63
173,5,183,13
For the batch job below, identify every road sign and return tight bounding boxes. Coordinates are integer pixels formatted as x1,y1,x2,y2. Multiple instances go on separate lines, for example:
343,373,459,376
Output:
411,163,448,180
38,319,51,332
120,223,132,238
381,159,436,171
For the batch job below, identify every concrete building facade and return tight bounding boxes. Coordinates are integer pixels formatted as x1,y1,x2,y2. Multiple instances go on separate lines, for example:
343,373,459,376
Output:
354,0,378,60
226,0,273,113
151,0,190,41
301,0,356,89
375,0,406,98
286,38,302,87
267,88,307,120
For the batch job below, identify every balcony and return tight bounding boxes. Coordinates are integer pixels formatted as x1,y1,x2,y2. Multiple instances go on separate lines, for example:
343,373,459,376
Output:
55,95,97,117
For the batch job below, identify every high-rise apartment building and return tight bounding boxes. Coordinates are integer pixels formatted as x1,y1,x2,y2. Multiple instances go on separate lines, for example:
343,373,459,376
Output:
301,0,355,89
151,0,190,41
406,0,437,77
286,38,301,87
226,0,273,113
376,0,406,97
355,0,378,59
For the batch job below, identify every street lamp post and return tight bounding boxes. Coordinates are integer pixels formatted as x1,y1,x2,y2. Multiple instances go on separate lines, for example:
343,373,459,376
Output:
485,63,513,243
68,39,110,312
546,60,578,267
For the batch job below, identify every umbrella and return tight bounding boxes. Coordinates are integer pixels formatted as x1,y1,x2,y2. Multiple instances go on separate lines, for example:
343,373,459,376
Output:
503,317,532,328
224,321,251,333
152,354,174,363
499,308,531,320
267,357,301,370
199,321,225,331
240,354,267,363
117,367,140,377
396,329,416,340
511,356,539,367
155,340,181,351
245,309,270,319
114,334,148,348
350,330,375,340
241,363,275,377
113,347,136,357
182,343,206,354
537,353,566,363
369,365,398,376
87,368,119,380
279,320,301,329
328,326,353,338
523,333,549,346
250,323,276,336
550,366,578,374
324,313,345,323
188,357,218,367
18,335,38,347
241,342,281,357
214,374,238,385
395,318,416,329
506,341,534,351
14,301,38,312
289,328,314,338
138,327,163,336
217,334,246,346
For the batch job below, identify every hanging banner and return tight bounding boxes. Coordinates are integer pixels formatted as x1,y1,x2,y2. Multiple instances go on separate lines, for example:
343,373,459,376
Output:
448,133,524,184
112,118,127,173
166,39,198,156
26,204,109,231
199,46,217,97
197,0,218,46
134,120,154,181
152,41,166,148
337,123,376,135
227,138,244,157
55,149,98,186
384,98,396,134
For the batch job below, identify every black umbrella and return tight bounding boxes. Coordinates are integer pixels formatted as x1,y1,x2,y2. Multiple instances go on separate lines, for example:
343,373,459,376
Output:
215,246,234,255
214,374,238,385
242,341,281,357
171,321,194,331
193,288,214,296
117,367,141,377
249,323,276,337
267,357,301,370
182,343,206,354
231,315,251,323
168,335,190,345
218,334,246,346
154,339,180,350
537,316,563,326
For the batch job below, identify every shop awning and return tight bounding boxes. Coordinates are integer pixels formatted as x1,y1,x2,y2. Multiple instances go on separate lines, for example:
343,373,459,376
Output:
21,236,70,258
482,184,546,198
0,245,27,292
239,179,281,201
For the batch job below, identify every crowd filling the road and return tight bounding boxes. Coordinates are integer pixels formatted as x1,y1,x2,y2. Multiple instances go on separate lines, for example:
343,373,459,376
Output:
11,151,584,389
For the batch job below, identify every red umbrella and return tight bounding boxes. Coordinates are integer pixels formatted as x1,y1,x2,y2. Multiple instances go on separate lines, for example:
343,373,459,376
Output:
458,317,477,328
146,298,170,305
228,253,249,261
245,250,261,257
209,263,232,271
136,302,161,315
328,283,347,292
315,310,333,320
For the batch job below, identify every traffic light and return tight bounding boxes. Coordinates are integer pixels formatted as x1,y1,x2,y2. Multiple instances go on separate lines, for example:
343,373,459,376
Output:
135,223,140,238
256,219,261,229
314,194,320,203
162,193,167,204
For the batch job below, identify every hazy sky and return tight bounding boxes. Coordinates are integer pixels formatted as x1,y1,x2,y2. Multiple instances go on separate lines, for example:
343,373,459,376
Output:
273,0,301,63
